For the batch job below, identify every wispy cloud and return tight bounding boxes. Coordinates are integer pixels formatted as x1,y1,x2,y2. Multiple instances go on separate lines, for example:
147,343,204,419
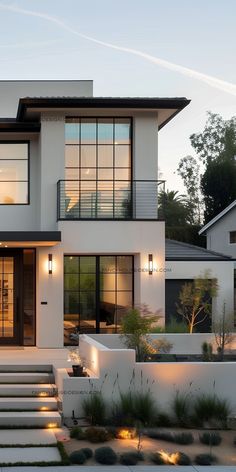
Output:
0,39,60,49
0,2,235,97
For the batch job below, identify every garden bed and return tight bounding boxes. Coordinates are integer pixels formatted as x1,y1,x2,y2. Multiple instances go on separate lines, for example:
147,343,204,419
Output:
63,427,236,466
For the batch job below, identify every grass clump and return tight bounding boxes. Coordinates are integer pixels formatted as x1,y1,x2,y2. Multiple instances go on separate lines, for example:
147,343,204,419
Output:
79,447,93,459
85,426,110,443
193,394,230,428
70,426,86,440
150,451,166,464
195,453,216,465
113,391,156,426
199,432,222,446
172,392,191,427
69,450,87,464
120,451,141,465
176,451,191,465
82,393,106,425
94,446,117,465
174,432,194,445
146,430,174,442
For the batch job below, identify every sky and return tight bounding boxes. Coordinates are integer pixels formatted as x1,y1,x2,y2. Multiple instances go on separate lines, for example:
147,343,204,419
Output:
0,0,235,192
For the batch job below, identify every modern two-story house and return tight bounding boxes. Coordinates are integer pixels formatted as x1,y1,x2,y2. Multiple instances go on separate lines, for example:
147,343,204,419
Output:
0,80,190,349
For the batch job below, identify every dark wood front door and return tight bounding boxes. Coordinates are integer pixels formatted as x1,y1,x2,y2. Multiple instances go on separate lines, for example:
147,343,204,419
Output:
0,250,22,345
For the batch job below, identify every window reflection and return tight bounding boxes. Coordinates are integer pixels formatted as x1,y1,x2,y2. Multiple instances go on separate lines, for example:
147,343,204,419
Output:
65,118,131,218
64,255,133,344
0,143,28,204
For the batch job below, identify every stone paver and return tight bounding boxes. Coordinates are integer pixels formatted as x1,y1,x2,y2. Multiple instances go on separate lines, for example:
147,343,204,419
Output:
2,466,236,472
0,429,57,445
0,446,60,464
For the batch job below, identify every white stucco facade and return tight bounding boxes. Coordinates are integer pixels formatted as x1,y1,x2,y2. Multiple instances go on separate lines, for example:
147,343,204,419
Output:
0,80,190,348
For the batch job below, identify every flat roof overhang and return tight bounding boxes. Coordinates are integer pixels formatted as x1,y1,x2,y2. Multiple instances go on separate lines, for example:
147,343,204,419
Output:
0,120,40,133
16,96,191,130
0,231,61,247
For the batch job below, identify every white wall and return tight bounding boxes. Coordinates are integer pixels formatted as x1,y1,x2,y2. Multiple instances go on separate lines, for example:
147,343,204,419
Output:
206,208,236,259
87,332,236,354
0,80,93,117
165,260,235,322
58,334,236,417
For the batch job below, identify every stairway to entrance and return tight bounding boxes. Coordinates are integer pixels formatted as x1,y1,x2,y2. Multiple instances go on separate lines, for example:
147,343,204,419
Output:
0,364,61,427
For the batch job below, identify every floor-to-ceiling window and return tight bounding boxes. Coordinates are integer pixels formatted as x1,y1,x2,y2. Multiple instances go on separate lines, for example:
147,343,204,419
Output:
64,118,132,219
64,255,134,345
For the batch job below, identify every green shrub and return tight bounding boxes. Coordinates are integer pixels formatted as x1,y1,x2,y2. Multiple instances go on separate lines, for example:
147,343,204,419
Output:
195,453,215,465
146,430,174,442
70,426,86,440
69,450,86,464
85,427,110,443
176,451,191,465
79,447,93,459
150,451,166,464
172,392,191,426
120,452,139,465
199,432,222,446
174,432,194,445
82,393,106,425
94,446,117,465
193,394,230,428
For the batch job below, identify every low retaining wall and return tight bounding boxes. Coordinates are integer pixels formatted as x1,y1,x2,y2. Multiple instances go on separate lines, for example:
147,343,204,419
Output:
58,334,236,418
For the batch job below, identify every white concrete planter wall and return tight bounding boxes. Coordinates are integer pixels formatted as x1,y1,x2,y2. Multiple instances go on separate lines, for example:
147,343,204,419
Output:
57,334,236,418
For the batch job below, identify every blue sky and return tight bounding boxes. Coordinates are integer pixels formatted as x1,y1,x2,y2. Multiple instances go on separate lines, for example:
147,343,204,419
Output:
0,0,235,191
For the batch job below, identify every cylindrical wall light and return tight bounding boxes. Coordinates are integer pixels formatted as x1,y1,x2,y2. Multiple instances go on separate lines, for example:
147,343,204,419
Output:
48,254,53,275
148,254,153,275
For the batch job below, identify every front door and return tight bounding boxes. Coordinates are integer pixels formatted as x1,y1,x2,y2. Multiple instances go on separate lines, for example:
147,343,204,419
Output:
0,251,22,345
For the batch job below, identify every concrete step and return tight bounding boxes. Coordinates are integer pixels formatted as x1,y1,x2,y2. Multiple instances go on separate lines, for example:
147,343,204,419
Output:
0,372,53,384
0,411,61,427
0,384,57,397
0,397,58,411
0,446,61,463
0,428,57,444
0,364,53,373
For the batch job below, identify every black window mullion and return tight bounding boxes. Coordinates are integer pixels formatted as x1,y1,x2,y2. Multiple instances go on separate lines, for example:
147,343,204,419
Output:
79,119,81,219
96,256,100,333
113,119,115,218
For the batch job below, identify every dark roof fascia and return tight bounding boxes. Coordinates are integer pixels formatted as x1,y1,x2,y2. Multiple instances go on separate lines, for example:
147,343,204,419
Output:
166,257,232,261
0,121,40,133
17,97,191,122
0,231,61,242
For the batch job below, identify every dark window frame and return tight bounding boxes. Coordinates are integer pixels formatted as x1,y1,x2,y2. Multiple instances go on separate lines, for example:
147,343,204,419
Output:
65,117,133,219
64,254,134,342
0,141,30,205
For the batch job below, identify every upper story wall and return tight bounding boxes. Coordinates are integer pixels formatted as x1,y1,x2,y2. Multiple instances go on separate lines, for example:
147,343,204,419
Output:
206,209,236,259
0,80,93,117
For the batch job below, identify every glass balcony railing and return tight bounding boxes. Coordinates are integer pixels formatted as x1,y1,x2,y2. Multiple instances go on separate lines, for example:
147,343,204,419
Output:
57,179,165,220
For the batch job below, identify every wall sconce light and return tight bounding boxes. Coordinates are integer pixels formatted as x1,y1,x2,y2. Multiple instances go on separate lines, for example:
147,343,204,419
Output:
48,254,53,275
148,254,153,275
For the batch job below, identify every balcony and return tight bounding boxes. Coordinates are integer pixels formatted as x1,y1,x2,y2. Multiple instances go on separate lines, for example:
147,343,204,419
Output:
57,180,165,221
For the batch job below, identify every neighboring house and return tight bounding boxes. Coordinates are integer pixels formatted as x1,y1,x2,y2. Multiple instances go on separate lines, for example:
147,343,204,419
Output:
199,201,236,326
199,200,236,259
165,239,235,331
0,80,190,348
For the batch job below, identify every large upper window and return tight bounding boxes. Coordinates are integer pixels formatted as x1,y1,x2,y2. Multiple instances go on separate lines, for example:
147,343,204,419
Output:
0,143,29,204
64,118,131,218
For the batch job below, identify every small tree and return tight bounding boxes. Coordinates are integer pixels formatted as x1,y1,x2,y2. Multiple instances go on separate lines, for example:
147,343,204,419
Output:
176,272,218,333
120,305,164,361
213,303,235,361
